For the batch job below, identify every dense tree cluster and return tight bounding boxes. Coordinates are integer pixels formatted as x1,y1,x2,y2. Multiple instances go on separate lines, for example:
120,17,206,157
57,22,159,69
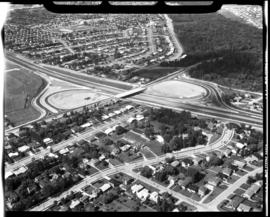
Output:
144,108,208,153
160,13,262,92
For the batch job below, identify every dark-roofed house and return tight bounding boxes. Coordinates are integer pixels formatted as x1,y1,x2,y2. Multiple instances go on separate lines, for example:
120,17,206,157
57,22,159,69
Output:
178,177,192,190
208,177,221,187
186,184,198,194
229,195,245,210
198,185,209,197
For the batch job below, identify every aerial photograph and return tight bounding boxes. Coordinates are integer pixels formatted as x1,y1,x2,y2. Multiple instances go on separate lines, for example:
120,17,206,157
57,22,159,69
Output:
2,1,266,213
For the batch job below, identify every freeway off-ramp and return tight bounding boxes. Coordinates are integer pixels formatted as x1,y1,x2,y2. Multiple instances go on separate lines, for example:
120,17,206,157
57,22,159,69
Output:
30,128,234,211
6,53,263,129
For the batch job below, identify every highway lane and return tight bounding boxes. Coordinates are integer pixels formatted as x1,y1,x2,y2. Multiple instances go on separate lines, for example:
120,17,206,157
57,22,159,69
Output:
130,94,263,127
6,54,263,128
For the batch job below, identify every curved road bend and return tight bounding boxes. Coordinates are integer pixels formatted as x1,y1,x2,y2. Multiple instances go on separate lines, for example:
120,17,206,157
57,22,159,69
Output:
30,128,234,211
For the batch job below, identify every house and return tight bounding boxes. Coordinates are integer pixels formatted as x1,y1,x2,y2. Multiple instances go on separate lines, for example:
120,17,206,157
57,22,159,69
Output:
149,191,159,203
136,188,150,201
237,203,252,212
243,181,262,199
13,166,28,176
208,177,221,187
80,195,89,203
171,160,180,167
222,167,233,177
18,145,30,153
192,156,204,165
181,158,193,167
131,184,144,194
126,105,134,110
8,152,19,158
233,160,247,169
5,171,14,179
224,149,232,157
111,147,120,156
127,117,136,124
104,128,114,135
235,142,246,150
59,148,69,155
136,114,144,121
231,147,239,155
178,177,192,189
43,138,53,145
80,122,92,128
204,183,215,191
120,144,131,152
229,195,244,210
99,154,106,161
99,183,112,193
198,185,208,197
69,200,80,209
186,184,198,193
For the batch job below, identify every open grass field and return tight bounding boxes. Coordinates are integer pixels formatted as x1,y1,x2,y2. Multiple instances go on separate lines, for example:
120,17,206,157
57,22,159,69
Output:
4,66,46,126
47,89,108,110
43,65,133,90
146,80,206,99
130,66,180,81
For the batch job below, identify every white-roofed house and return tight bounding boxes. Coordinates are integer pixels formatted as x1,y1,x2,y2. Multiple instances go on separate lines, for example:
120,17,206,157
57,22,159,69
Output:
69,200,80,209
5,171,14,179
149,191,159,203
8,152,19,158
13,166,28,176
59,148,69,155
104,128,114,135
235,142,246,150
99,183,112,193
237,203,252,212
136,114,144,121
18,145,30,153
43,138,53,145
136,188,150,201
131,184,144,194
80,122,92,128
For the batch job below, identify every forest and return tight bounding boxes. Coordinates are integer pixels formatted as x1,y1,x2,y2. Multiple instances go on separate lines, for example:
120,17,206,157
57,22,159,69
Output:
161,13,263,92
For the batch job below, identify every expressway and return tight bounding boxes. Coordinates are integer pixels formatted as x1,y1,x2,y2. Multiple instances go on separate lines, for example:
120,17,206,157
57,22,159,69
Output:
5,53,263,129
30,128,234,211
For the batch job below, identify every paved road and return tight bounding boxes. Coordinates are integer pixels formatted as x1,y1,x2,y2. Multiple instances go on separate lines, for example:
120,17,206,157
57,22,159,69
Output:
206,167,263,210
5,108,141,173
29,128,234,211
6,53,263,129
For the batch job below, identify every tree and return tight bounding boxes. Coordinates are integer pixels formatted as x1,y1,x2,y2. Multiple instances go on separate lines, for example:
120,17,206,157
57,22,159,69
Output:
115,126,127,135
247,176,255,185
141,166,153,178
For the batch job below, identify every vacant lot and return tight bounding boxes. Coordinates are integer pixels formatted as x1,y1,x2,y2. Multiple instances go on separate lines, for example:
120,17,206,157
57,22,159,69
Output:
4,67,46,125
130,66,180,81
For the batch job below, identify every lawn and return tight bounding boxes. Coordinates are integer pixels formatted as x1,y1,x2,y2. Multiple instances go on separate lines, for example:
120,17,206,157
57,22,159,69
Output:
227,175,240,184
240,183,251,190
203,185,228,204
118,151,143,163
82,185,95,195
4,67,47,126
140,148,156,159
133,179,160,193
129,66,181,81
43,64,132,90
233,188,245,196
208,132,222,144
146,141,163,156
